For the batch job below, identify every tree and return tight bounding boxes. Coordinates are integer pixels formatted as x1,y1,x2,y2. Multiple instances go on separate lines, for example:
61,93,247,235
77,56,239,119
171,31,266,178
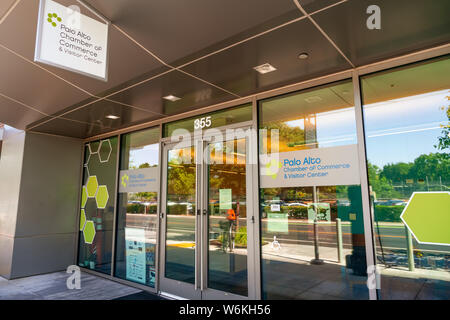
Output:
381,162,413,183
367,162,400,199
262,121,305,151
435,102,449,151
408,152,449,183
167,165,196,197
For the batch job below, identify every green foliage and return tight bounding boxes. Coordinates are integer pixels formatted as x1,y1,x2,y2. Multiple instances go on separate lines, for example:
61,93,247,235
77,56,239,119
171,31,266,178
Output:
374,205,404,222
367,162,401,199
381,162,413,183
435,104,449,151
408,152,449,183
134,191,157,201
167,204,188,215
286,205,308,219
263,121,305,149
369,152,449,199
168,166,196,196
234,227,247,246
126,203,157,214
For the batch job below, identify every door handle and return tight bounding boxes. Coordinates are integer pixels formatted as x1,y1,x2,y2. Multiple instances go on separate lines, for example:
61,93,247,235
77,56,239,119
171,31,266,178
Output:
197,209,201,216
203,209,207,216
160,212,164,219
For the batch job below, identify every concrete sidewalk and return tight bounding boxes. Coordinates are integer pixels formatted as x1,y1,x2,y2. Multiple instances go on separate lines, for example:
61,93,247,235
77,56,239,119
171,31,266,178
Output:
0,271,158,300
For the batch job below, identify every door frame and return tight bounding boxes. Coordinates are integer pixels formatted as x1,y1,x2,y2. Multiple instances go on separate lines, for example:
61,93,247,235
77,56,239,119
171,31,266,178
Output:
159,122,259,300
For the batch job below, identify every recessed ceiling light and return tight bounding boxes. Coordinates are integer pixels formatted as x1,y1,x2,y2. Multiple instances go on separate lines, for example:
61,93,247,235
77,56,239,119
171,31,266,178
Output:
298,52,309,60
253,63,277,74
106,115,120,119
163,94,181,102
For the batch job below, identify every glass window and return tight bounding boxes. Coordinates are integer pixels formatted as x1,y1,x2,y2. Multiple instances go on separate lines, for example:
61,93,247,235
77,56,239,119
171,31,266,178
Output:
258,80,370,299
114,127,160,287
163,104,252,137
362,56,450,300
78,137,118,274
165,146,196,283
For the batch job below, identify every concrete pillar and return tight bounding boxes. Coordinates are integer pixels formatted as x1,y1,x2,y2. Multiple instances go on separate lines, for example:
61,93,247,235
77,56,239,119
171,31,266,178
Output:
0,127,83,279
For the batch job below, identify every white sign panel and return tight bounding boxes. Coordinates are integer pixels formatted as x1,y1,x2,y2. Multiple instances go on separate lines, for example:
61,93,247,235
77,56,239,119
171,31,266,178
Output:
260,145,360,188
35,0,109,80
119,167,159,193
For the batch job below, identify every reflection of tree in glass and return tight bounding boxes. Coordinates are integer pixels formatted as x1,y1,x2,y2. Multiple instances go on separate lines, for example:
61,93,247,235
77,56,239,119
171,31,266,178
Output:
435,101,449,151
368,152,449,199
167,165,195,197
262,121,307,151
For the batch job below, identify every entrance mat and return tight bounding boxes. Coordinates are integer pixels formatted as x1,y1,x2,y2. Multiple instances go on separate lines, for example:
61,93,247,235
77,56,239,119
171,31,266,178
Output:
113,291,167,300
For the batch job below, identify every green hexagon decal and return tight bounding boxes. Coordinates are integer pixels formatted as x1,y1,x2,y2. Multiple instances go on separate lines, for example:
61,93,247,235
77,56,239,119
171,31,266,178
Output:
86,176,98,198
95,185,109,209
81,186,88,208
83,220,96,244
401,192,450,246
80,209,86,231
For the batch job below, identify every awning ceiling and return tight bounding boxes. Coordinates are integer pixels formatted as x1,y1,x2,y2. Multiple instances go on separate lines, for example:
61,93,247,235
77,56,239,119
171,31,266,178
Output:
0,0,448,139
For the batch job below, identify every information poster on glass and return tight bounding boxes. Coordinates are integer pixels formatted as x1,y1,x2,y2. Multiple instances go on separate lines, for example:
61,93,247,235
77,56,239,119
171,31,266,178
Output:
267,213,289,233
125,227,146,284
219,189,232,210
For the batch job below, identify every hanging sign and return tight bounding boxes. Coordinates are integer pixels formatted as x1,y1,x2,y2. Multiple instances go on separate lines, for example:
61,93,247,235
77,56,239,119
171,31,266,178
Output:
35,0,109,81
260,145,360,188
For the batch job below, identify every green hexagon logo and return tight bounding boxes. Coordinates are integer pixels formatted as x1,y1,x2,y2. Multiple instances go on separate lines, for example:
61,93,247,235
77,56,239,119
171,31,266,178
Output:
401,192,450,246
46,13,62,27
83,220,96,244
86,176,98,198
81,186,88,208
95,185,109,209
80,209,86,231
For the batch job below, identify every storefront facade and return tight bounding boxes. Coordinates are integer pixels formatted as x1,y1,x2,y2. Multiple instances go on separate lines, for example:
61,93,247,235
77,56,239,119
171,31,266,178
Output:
75,49,450,300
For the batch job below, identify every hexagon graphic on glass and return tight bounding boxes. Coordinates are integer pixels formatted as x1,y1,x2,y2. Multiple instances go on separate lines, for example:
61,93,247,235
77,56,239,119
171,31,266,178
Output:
401,192,450,246
98,139,112,163
88,141,100,155
86,176,99,198
95,185,109,209
84,145,91,166
83,220,96,244
81,186,88,208
80,209,86,231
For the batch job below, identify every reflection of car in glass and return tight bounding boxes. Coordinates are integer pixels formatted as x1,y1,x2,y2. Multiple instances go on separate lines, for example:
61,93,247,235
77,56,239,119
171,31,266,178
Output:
376,199,407,206
287,202,308,207
337,200,351,207
167,201,193,210
264,200,286,206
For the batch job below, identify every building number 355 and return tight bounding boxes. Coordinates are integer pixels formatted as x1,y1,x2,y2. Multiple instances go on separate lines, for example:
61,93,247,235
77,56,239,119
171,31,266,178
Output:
194,116,212,130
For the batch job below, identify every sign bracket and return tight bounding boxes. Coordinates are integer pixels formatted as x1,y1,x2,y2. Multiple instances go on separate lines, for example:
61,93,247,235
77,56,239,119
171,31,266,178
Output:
76,0,111,25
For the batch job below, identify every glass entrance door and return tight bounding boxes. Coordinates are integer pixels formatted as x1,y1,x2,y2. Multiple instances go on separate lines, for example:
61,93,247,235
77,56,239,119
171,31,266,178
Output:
160,129,256,299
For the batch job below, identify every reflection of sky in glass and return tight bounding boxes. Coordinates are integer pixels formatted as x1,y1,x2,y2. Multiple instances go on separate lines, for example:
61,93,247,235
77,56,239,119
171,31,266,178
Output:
364,90,449,167
125,90,448,169
129,143,159,168
285,107,357,148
